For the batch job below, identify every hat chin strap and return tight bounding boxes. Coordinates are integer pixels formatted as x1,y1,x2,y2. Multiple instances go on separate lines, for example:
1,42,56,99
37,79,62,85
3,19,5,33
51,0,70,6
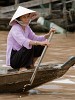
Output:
15,19,31,27
15,19,26,26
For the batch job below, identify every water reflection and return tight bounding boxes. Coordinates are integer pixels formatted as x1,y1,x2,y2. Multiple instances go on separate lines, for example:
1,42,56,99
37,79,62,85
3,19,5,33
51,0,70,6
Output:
38,85,62,89
0,55,5,57
52,79,75,84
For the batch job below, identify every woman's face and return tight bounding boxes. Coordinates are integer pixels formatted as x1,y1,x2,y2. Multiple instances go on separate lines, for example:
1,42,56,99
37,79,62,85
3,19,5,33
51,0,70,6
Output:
20,13,31,25
19,13,37,25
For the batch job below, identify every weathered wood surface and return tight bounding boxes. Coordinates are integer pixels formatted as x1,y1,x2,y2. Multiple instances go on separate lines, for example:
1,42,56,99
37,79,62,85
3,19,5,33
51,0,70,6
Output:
0,56,75,93
0,8,50,18
0,0,73,17
0,0,73,14
54,0,73,7
0,0,51,13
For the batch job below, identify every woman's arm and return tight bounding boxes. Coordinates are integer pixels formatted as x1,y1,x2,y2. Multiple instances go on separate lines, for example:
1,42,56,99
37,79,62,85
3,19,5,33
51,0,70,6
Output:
29,40,50,46
29,28,56,46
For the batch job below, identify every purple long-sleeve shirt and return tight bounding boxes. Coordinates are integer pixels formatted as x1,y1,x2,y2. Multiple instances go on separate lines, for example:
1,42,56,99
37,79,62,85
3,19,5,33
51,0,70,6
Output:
6,24,46,66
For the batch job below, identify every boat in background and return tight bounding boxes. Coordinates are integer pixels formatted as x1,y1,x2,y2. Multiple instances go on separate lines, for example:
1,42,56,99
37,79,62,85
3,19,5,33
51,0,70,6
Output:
0,0,75,32
0,56,75,93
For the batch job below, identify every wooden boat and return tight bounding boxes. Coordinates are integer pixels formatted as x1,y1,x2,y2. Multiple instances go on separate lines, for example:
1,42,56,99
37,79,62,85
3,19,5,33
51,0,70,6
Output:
0,56,75,93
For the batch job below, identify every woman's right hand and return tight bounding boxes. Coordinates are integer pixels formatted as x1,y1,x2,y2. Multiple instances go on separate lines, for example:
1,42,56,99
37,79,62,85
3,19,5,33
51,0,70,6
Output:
40,41,50,46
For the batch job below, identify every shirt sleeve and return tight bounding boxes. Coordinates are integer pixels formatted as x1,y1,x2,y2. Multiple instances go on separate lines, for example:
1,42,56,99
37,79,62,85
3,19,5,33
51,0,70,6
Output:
28,26,46,41
11,25,32,49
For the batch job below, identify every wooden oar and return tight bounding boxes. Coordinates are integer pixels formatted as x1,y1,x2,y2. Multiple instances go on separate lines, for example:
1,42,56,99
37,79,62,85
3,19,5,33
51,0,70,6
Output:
23,31,54,89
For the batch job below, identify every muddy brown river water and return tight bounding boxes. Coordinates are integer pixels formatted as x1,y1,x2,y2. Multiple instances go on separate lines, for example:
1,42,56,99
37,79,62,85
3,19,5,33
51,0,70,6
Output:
0,31,75,100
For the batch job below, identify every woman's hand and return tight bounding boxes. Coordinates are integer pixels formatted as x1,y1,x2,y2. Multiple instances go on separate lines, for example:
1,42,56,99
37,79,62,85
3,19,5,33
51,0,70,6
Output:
40,41,50,46
49,28,56,33
44,28,56,39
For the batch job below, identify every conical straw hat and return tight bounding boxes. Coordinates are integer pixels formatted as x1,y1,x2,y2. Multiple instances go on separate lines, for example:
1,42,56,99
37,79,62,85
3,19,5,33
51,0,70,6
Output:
9,6,36,26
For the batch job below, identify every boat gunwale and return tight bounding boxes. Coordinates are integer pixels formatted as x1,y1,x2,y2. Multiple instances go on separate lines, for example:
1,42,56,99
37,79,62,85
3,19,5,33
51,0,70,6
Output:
0,64,61,76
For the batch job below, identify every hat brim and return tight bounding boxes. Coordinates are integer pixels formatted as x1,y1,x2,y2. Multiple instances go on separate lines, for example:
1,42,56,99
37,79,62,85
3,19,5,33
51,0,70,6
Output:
9,6,37,26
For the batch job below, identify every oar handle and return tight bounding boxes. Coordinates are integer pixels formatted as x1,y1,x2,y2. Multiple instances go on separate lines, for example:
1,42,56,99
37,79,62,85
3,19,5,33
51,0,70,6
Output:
30,31,54,84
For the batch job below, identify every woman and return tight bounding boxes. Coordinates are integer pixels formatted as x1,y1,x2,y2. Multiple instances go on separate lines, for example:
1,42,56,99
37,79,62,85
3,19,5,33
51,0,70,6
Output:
6,6,55,72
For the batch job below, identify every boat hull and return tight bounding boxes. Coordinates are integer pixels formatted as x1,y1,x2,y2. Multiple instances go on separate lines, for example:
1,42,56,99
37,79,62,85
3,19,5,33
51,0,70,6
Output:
0,67,68,93
0,56,75,93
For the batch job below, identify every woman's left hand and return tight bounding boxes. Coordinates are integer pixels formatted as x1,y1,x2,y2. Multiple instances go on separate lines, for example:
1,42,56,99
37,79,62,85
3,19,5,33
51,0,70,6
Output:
49,28,56,34
44,28,56,39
